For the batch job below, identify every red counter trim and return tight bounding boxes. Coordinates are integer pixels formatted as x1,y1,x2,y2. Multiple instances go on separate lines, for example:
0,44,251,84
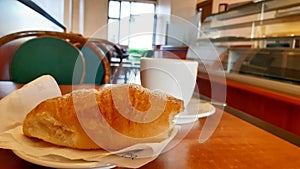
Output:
197,73,300,136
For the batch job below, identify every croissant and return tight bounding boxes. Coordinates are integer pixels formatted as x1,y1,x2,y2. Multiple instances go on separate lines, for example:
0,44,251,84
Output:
23,84,183,150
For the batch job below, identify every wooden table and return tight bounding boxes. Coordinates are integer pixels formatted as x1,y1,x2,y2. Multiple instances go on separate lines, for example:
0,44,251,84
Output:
0,81,299,169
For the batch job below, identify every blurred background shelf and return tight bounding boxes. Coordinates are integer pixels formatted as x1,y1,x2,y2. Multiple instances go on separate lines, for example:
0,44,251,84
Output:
205,0,300,21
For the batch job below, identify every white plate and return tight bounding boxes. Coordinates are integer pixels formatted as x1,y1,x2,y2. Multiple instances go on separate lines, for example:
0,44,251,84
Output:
13,150,116,169
174,103,216,124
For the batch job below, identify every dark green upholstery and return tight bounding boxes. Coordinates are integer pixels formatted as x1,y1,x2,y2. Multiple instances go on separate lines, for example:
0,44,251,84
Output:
10,37,85,84
80,45,105,84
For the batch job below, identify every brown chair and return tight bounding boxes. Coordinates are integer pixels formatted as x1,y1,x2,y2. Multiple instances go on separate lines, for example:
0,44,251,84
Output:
0,30,111,84
81,41,110,84
88,38,128,62
0,30,87,47
87,38,129,83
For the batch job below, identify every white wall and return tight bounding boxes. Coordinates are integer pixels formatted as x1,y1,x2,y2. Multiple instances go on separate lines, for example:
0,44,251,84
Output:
84,0,108,37
68,0,84,34
32,0,64,24
0,0,64,37
156,0,171,45
156,0,198,46
65,0,107,37
171,0,197,20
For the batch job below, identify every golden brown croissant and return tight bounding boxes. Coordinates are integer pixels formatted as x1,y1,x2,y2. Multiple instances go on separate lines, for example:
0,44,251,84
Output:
23,84,183,150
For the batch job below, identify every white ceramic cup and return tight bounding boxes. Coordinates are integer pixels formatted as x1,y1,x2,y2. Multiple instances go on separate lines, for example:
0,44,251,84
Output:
140,57,198,108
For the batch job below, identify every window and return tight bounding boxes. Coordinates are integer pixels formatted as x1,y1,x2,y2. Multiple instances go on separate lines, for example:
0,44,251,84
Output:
108,0,155,50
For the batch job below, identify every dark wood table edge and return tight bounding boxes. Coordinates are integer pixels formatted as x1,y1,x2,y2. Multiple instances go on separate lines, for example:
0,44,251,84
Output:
225,105,300,147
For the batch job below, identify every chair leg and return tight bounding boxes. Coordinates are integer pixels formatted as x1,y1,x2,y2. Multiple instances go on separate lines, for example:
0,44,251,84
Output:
111,62,124,84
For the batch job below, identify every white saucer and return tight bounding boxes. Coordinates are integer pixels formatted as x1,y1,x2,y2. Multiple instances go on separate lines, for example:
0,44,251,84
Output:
13,150,116,169
174,103,216,124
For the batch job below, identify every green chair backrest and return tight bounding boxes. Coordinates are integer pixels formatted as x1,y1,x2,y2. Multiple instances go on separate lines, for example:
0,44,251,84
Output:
80,45,105,84
10,37,85,84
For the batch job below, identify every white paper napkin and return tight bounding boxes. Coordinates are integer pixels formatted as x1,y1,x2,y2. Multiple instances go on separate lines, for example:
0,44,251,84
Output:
0,75,179,168
0,75,61,133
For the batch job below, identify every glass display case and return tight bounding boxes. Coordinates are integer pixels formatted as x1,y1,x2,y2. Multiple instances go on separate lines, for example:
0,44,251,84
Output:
196,0,300,142
199,0,300,85
229,48,300,85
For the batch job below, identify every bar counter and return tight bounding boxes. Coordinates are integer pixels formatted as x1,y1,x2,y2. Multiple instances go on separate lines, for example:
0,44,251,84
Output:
0,81,299,169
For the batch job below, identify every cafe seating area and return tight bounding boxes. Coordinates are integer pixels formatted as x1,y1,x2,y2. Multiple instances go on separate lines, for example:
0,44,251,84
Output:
0,30,132,84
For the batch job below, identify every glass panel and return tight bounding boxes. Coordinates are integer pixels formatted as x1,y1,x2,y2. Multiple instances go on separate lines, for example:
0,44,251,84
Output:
108,1,155,49
119,17,130,46
108,19,119,43
108,1,120,18
128,2,155,49
120,1,130,18
129,14,154,49
131,2,154,14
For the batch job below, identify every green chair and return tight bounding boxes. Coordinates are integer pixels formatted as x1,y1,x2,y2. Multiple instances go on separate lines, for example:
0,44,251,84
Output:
80,42,110,84
87,38,127,84
10,37,85,84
